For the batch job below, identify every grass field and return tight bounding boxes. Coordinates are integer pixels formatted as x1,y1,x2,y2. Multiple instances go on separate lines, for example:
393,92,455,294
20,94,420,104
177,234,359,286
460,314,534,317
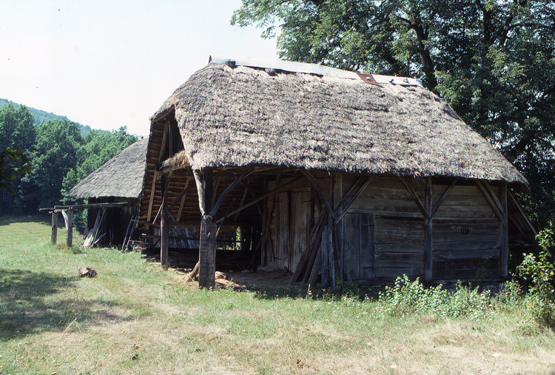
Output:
1,215,555,374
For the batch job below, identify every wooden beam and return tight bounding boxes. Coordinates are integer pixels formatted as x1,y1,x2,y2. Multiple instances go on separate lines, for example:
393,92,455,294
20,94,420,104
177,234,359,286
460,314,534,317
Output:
198,215,217,289
476,180,504,222
214,177,302,224
334,176,372,224
147,171,159,222
500,182,509,278
333,173,344,283
431,178,458,217
193,169,206,215
208,169,254,217
234,186,249,221
300,170,334,218
400,178,429,220
51,211,58,245
160,174,169,269
176,177,191,223
424,177,433,281
198,169,216,288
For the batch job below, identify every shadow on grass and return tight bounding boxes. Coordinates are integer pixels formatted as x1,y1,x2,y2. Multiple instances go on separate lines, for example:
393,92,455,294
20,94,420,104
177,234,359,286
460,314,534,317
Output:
0,268,127,341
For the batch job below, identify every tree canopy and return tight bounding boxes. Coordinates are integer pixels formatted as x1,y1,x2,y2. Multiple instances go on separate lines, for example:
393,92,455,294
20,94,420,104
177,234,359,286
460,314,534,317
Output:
0,103,137,215
232,0,555,230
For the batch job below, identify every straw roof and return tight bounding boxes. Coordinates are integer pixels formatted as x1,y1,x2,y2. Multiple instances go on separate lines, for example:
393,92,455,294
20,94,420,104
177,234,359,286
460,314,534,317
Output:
70,137,148,199
152,61,527,185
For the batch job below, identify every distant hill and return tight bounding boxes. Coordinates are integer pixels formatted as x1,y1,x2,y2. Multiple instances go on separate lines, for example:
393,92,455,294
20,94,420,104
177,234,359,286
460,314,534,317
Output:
0,98,93,135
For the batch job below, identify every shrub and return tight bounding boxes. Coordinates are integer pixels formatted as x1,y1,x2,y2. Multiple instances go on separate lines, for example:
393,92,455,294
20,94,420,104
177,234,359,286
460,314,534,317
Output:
378,275,491,318
515,250,555,328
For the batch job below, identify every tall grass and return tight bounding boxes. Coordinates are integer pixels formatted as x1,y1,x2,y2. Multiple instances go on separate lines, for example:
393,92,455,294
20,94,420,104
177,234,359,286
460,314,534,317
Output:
1,216,555,374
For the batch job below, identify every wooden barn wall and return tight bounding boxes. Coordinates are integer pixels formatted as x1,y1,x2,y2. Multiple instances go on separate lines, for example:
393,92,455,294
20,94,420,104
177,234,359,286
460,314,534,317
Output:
432,184,500,280
346,176,425,280
262,174,502,283
264,177,313,273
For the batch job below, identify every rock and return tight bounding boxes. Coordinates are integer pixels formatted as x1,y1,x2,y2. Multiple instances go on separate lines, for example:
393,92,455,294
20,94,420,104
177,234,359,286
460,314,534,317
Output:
78,267,98,278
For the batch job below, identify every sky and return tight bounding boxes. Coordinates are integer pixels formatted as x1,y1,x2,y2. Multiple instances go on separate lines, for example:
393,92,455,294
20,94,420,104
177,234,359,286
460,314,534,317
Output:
0,0,278,136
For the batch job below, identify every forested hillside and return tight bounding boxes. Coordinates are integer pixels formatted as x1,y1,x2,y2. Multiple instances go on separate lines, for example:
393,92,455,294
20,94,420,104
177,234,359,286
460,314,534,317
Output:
0,98,92,134
0,103,137,215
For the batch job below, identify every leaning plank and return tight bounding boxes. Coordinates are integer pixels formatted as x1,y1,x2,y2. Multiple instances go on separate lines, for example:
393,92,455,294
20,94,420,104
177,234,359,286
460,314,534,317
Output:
185,261,200,282
290,212,326,283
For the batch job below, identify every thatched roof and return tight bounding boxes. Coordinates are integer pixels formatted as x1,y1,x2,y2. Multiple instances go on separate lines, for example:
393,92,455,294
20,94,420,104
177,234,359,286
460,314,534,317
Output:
152,59,527,185
70,137,148,199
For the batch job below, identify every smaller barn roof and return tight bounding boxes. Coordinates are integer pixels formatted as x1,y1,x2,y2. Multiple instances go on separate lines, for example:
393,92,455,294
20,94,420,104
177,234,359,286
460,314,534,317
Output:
69,137,148,199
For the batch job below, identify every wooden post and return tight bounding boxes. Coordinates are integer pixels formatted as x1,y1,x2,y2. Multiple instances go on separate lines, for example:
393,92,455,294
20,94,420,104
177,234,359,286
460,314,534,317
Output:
500,182,509,278
320,220,330,288
424,177,433,281
199,214,217,288
160,174,169,269
333,173,343,282
198,169,216,289
51,211,58,245
66,209,74,248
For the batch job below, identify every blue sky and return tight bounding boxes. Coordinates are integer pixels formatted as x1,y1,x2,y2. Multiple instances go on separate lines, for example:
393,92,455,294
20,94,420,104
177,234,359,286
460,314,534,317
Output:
0,0,277,136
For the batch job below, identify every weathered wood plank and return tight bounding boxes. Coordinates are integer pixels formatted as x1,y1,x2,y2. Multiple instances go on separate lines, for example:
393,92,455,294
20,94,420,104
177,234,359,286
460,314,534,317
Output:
433,249,499,259
198,215,217,289
343,214,360,281
51,211,58,245
424,177,432,280
360,214,375,279
500,182,509,277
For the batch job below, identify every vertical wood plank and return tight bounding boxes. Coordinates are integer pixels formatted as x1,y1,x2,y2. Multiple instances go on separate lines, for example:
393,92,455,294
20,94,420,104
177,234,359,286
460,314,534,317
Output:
277,191,290,270
360,214,375,279
160,174,169,269
66,209,73,248
333,173,344,281
500,182,509,277
51,211,58,245
424,177,433,281
320,220,330,288
160,208,169,269
342,214,359,280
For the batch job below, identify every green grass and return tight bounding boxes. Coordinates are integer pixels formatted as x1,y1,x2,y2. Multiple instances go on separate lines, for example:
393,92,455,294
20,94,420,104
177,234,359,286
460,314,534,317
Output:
1,216,555,374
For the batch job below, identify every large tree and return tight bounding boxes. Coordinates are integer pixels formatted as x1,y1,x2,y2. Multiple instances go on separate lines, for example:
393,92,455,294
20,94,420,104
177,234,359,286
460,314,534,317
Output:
232,0,555,230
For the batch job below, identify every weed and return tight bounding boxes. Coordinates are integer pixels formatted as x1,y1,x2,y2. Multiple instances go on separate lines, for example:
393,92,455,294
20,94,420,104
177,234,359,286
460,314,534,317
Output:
379,275,491,318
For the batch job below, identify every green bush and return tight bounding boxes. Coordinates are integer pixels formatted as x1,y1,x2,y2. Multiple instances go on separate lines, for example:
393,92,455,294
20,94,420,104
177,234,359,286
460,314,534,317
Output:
378,275,491,319
515,250,555,328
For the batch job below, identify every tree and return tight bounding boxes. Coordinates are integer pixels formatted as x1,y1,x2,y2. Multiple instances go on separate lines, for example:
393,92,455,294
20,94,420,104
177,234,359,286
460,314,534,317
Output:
0,104,35,211
18,119,84,210
0,147,31,194
232,0,555,230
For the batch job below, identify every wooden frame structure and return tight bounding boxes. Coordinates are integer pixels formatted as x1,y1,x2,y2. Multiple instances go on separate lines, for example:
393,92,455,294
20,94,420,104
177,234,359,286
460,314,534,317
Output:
139,58,536,288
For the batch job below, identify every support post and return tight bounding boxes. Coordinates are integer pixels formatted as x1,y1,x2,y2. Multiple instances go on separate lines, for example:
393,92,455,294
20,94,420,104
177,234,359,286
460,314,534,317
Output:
198,169,216,288
500,182,509,278
51,211,58,245
160,174,169,269
333,173,343,282
424,177,433,281
66,209,73,248
199,215,217,288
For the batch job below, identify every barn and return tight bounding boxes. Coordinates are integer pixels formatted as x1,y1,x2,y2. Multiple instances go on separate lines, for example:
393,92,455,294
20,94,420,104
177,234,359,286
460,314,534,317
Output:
140,56,536,288
69,137,148,248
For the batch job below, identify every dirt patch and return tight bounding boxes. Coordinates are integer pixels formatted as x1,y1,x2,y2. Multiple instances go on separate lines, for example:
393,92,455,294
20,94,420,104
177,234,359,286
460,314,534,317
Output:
176,268,297,289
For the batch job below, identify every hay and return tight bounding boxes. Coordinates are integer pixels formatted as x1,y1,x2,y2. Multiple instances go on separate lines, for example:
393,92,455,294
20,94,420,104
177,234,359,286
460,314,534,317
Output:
151,62,526,185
